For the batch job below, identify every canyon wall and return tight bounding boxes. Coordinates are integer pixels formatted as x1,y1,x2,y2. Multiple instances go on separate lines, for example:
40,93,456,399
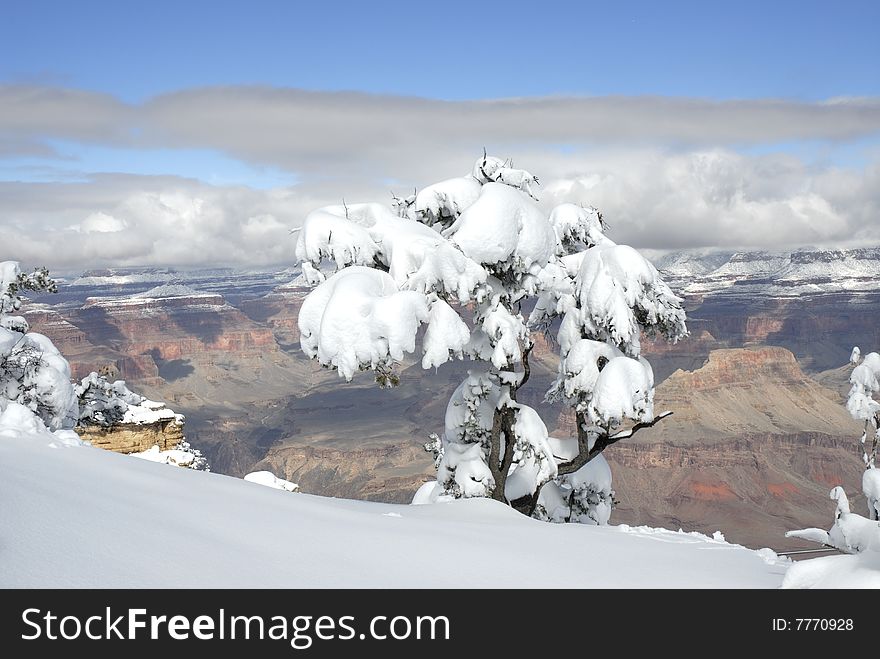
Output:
20,258,880,550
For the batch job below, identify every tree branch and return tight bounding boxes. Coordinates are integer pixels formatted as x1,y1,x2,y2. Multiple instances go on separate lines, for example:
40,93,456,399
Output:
515,341,533,392
557,411,672,476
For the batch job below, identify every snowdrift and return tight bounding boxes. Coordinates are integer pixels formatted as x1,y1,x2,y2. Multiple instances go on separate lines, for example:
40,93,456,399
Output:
0,431,789,588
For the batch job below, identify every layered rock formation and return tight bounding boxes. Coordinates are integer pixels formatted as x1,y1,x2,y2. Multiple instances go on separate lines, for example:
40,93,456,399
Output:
656,247,880,371
77,414,185,453
238,276,310,348
24,283,312,406
257,443,432,502
76,286,276,369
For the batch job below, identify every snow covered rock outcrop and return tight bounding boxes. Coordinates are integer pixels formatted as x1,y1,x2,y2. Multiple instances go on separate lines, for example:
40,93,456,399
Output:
75,372,189,456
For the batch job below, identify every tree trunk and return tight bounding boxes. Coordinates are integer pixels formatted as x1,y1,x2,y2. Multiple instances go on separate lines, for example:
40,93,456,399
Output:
489,404,517,502
510,489,540,517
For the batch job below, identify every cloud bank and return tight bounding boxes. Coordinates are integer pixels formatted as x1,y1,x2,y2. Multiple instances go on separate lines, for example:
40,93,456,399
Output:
1,85,880,269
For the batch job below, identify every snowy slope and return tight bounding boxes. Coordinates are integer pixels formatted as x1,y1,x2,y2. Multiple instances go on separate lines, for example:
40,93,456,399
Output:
0,433,790,588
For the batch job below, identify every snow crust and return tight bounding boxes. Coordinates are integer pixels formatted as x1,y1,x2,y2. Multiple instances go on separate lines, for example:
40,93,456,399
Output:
784,486,880,587
782,551,880,589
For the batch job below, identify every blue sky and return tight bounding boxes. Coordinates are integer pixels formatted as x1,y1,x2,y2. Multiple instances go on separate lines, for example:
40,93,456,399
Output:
2,1,880,266
3,0,878,102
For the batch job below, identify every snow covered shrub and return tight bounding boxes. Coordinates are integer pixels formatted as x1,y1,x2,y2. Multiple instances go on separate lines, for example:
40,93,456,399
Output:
132,441,210,471
534,447,615,525
76,371,147,426
176,440,209,471
786,486,880,554
295,154,686,520
0,261,77,430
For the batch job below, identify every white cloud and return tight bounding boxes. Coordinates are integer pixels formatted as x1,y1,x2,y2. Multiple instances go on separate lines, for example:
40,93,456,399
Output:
79,211,127,233
538,149,874,250
1,149,879,271
2,84,880,182
0,175,316,270
1,84,880,268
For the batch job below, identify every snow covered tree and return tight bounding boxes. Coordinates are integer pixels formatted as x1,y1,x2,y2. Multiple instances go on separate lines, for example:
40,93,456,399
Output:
786,346,880,553
0,261,77,430
295,154,686,520
842,347,880,520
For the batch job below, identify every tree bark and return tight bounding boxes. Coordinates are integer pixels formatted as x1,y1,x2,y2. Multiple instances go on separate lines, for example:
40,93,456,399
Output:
490,354,525,502
488,408,505,501
489,405,518,502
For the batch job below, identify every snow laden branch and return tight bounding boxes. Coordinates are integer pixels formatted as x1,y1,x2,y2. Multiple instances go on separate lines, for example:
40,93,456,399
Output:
295,154,686,522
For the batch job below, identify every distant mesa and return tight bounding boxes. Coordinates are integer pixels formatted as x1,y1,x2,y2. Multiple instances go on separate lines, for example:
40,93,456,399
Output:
656,246,880,299
133,283,204,299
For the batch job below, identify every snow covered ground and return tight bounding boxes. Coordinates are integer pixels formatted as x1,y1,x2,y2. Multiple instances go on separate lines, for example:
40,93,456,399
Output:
0,430,790,588
782,552,880,588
